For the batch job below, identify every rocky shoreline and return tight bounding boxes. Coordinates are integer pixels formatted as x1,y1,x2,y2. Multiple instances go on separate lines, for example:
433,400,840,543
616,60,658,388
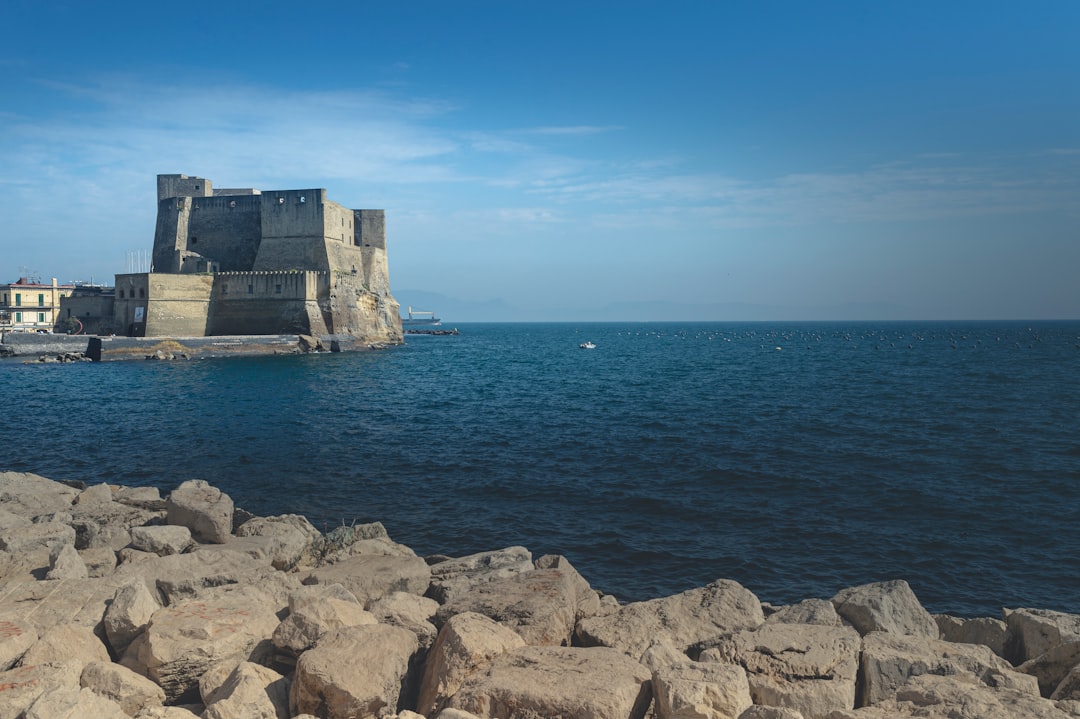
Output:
1,472,1079,718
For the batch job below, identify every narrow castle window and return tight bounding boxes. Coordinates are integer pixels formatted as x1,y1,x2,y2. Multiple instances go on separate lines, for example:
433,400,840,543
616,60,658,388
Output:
222,284,228,294
118,290,124,299
139,288,145,298
190,236,197,244
275,284,282,294
248,284,254,294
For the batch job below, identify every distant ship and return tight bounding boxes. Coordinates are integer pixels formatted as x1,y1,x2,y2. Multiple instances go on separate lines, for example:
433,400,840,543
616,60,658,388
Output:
401,306,441,327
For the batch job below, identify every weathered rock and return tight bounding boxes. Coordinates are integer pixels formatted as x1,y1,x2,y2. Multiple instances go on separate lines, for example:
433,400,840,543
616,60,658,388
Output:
234,514,321,570
417,612,527,716
123,586,280,702
640,638,689,671
286,582,362,610
301,553,432,606
825,673,1076,718
767,599,842,627
271,596,377,656
0,472,80,517
1051,662,1080,700
45,543,88,580
202,661,290,719
435,566,597,646
534,554,603,617
0,509,30,531
81,660,166,716
427,546,535,603
738,707,806,719
21,685,129,719
433,710,484,719
0,521,76,554
128,525,193,556
0,617,36,671
17,623,110,673
0,575,119,637
113,547,279,605
857,630,1040,707
165,479,234,544
1005,607,1080,665
1017,640,1080,698
71,500,164,550
74,482,114,507
0,662,83,719
652,659,753,719
104,581,161,656
701,623,859,719
935,614,1007,657
830,580,937,638
132,707,202,718
447,645,652,719
369,591,440,647
577,579,765,660
81,546,119,577
290,623,421,719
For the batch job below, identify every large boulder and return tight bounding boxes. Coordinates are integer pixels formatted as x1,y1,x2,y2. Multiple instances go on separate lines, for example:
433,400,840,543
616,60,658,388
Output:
165,480,234,544
934,614,1007,658
271,596,377,656
435,566,598,646
128,526,193,556
767,599,843,627
290,623,421,719
368,591,441,648
0,662,83,719
80,660,166,716
1004,608,1080,665
577,579,764,660
21,685,129,719
652,659,753,719
427,547,535,603
0,522,76,554
0,617,37,671
103,581,162,656
857,630,1040,707
121,586,280,702
45,543,88,580
234,514,321,570
418,612,527,716
301,553,431,606
830,580,937,638
0,472,80,517
202,661,290,719
826,673,1076,718
701,623,860,719
446,645,652,719
17,623,111,674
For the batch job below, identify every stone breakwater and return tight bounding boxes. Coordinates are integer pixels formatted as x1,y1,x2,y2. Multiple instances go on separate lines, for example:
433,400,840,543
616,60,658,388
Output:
1,473,1080,719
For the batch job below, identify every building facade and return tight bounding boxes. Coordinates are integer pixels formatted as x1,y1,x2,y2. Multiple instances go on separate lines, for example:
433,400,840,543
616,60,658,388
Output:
60,174,403,343
1,278,75,332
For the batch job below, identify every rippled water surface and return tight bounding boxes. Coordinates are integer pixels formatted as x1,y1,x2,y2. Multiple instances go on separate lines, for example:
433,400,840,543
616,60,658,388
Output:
3,321,1078,616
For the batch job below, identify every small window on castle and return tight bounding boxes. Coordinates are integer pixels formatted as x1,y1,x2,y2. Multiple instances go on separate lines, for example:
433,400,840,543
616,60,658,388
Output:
248,284,254,294
222,284,228,294
139,288,145,298
190,236,197,244
194,185,199,190
275,284,282,294
119,290,124,299
229,201,236,208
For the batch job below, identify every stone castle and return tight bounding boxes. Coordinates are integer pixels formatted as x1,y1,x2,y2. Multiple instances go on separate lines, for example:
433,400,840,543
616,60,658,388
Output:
62,174,402,344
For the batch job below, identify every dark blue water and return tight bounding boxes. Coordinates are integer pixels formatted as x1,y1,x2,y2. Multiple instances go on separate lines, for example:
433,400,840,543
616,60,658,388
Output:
2,322,1079,617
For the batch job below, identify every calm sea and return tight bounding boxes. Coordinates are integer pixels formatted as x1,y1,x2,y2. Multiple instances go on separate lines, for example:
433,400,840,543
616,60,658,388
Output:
2,321,1078,617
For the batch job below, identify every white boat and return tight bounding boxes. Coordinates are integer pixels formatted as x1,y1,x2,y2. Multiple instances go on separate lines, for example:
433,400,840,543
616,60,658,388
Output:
579,341,596,349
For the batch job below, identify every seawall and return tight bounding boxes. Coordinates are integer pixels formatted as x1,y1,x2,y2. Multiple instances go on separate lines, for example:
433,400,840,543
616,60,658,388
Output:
0,332,394,361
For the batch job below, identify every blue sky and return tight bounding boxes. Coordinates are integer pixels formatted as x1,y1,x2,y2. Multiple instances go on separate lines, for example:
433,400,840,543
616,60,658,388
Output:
1,1,1077,320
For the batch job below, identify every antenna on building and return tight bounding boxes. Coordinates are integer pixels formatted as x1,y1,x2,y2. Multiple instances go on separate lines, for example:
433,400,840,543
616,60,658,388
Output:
125,250,151,273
